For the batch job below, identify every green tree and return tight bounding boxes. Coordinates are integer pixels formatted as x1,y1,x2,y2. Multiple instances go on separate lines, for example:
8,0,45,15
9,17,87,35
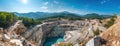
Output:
0,12,18,28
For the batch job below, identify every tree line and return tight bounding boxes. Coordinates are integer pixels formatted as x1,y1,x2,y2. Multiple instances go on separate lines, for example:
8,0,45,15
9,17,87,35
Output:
0,12,41,29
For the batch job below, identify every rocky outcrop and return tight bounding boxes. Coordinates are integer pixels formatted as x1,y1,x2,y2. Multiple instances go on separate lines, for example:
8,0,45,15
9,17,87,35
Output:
21,19,106,46
52,19,106,46
100,22,120,46
14,22,27,35
22,22,58,46
0,21,38,46
48,24,78,37
7,20,27,35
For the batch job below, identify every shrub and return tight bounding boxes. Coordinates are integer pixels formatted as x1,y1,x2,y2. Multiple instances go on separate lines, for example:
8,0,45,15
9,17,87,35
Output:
104,15,117,28
93,28,100,36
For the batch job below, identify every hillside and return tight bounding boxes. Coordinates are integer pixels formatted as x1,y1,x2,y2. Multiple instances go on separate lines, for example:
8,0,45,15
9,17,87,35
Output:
0,12,18,28
14,11,112,20
83,13,112,19
14,11,78,18
0,12,41,28
100,21,120,46
37,12,83,20
14,12,52,18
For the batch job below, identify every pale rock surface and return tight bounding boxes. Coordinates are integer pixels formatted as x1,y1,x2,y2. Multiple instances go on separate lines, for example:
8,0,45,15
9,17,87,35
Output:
100,22,120,46
0,20,38,46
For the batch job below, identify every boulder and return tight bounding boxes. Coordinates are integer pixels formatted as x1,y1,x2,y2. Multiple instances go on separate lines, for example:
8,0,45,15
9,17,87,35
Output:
2,34,10,42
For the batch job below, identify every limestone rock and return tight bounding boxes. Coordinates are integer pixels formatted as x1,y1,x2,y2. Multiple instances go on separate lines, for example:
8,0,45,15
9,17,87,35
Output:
100,22,120,46
13,22,27,35
22,22,57,46
0,21,38,46
2,34,10,42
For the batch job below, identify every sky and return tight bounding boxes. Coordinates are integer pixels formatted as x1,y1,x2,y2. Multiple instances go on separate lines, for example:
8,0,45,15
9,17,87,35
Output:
0,0,120,14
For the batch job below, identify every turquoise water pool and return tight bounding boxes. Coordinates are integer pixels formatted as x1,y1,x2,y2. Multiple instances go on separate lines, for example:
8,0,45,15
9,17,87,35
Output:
44,37,64,46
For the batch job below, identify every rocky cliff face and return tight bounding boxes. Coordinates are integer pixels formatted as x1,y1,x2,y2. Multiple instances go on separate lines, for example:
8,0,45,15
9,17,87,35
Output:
0,20,38,46
22,20,82,46
97,16,120,46
100,20,120,46
7,20,27,35
13,22,27,35
22,22,58,46
49,19,107,46
21,19,106,46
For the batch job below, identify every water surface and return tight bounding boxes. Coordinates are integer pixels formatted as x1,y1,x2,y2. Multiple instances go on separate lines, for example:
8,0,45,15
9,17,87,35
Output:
44,37,64,46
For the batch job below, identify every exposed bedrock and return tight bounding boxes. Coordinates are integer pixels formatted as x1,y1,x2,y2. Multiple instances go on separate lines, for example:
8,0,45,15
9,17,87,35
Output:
22,22,58,46
21,19,106,46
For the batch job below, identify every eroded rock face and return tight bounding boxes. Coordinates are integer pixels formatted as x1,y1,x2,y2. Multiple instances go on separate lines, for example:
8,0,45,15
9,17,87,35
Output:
22,19,106,46
14,22,27,35
48,24,78,37
100,22,120,46
22,22,58,46
6,20,27,36
0,21,38,46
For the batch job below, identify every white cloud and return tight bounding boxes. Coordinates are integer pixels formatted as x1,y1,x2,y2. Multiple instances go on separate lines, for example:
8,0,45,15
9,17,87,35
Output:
41,6,48,9
41,2,50,12
40,6,49,12
53,1,59,4
43,2,49,5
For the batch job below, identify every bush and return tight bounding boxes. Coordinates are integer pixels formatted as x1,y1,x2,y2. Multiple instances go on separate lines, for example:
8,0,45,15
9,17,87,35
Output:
0,11,41,28
104,15,117,28
93,28,100,36
18,17,41,27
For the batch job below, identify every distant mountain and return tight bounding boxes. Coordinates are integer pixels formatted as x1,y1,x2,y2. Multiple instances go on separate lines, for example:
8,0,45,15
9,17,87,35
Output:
14,11,112,19
37,12,83,20
14,12,52,18
14,11,81,18
83,13,112,19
